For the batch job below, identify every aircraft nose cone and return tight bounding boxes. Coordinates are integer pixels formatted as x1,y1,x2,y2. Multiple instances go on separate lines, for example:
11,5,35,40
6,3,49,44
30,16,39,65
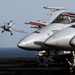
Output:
17,41,26,49
44,37,56,47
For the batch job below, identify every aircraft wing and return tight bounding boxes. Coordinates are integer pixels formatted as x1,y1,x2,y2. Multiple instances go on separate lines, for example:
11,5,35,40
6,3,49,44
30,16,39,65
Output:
0,25,4,28
11,27,27,34
25,21,46,28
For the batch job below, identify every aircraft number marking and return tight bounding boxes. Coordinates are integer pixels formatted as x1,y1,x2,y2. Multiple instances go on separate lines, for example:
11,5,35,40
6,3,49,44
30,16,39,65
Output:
52,30,59,33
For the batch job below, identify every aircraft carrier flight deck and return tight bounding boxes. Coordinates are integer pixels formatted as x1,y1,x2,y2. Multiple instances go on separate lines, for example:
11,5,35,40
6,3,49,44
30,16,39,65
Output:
0,57,74,75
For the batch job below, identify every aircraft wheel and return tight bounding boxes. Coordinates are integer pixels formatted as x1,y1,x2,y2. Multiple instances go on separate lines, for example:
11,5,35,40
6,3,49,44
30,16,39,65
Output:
2,31,4,33
69,66,74,74
11,33,13,35
37,56,48,67
66,52,74,74
69,58,74,74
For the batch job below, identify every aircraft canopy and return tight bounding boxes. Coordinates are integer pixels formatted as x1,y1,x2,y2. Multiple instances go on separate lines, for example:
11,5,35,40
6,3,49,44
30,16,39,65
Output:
52,12,75,24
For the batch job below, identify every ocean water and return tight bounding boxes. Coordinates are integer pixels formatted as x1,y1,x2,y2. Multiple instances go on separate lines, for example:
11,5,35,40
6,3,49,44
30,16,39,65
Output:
0,48,36,58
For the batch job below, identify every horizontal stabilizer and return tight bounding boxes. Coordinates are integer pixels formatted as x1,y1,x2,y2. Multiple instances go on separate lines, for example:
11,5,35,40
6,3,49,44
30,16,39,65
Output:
25,21,46,26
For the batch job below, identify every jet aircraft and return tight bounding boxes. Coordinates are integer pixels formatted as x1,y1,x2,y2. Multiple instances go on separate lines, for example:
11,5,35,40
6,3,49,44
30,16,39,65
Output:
0,20,27,35
44,13,75,73
44,12,75,50
18,6,71,50
17,6,75,73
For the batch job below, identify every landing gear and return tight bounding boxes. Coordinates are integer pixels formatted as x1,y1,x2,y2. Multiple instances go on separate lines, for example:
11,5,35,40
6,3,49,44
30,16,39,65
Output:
36,50,48,66
10,32,13,36
36,50,54,67
37,56,49,67
9,31,13,36
1,30,13,36
36,50,75,74
1,30,4,33
65,51,74,74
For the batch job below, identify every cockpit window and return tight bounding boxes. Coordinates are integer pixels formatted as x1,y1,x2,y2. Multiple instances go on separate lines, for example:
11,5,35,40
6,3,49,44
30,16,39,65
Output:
52,14,70,24
52,12,75,24
63,13,75,23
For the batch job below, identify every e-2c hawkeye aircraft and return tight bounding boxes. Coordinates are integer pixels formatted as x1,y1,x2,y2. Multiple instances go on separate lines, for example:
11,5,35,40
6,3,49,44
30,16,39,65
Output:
17,6,75,71
0,20,27,35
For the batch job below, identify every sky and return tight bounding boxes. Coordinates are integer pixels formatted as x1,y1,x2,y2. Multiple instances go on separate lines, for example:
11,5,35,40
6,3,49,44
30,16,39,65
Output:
0,0,75,48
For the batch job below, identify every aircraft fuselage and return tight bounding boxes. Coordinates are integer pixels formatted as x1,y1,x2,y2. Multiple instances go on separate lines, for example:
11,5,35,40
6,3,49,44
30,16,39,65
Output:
17,23,71,51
